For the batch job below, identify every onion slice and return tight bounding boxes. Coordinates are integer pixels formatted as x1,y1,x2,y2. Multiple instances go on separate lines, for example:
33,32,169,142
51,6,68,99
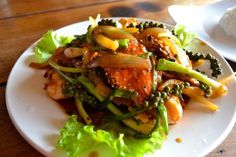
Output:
183,87,219,111
94,25,137,41
88,53,151,70
123,27,139,34
94,33,119,51
158,79,183,91
48,59,84,73
139,27,171,39
64,47,88,58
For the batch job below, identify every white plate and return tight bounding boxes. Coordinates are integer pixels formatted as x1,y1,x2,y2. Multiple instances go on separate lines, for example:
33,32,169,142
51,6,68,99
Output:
168,0,236,62
6,18,236,157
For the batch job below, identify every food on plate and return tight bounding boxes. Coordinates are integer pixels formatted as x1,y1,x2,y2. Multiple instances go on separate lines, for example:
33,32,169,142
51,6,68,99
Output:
30,15,229,157
219,6,236,38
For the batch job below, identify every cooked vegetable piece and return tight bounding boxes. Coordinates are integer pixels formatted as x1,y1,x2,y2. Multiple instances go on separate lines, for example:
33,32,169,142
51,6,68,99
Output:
76,75,156,135
138,27,171,39
101,89,138,108
94,25,137,41
75,97,92,124
157,102,168,134
88,53,151,69
218,72,236,85
164,96,183,124
183,87,219,111
49,60,84,73
151,55,158,92
110,107,148,120
123,27,139,34
87,14,100,43
157,59,227,95
118,39,129,48
94,33,119,51
45,70,66,100
158,79,183,91
64,47,88,58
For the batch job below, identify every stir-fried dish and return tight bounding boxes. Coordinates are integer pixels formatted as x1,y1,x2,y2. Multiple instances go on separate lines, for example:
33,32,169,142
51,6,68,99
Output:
30,15,229,157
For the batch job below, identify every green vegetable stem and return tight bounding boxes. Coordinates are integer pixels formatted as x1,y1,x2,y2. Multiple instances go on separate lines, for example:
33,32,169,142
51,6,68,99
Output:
157,59,222,90
157,102,168,135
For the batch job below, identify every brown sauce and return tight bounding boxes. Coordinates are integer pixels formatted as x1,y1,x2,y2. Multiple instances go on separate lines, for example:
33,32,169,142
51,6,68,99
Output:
88,151,99,157
57,98,78,115
56,98,108,125
200,41,206,46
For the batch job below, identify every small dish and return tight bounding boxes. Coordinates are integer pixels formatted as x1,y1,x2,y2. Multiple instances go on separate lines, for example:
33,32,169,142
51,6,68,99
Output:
168,0,236,62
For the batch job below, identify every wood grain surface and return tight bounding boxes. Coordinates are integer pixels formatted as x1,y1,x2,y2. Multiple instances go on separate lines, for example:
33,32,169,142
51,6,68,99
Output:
0,0,235,157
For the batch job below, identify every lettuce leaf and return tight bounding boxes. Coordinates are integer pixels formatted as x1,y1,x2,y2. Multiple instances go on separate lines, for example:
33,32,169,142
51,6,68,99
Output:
174,24,196,49
58,115,165,157
31,30,73,63
124,129,165,157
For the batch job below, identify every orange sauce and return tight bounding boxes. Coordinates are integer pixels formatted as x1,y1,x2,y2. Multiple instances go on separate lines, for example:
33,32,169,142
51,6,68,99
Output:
175,137,183,143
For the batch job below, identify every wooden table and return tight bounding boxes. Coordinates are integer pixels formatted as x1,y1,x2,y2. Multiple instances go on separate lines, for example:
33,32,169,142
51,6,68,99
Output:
0,0,235,156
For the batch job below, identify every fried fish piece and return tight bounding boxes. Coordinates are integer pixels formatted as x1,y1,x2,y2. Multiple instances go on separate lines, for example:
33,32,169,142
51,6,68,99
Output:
105,42,152,105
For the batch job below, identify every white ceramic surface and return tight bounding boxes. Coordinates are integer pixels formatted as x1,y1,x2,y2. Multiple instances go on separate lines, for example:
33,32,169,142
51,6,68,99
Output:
6,18,236,157
168,0,236,62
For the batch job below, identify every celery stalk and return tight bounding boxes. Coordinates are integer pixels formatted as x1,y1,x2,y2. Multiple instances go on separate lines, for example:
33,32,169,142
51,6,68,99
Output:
157,59,221,90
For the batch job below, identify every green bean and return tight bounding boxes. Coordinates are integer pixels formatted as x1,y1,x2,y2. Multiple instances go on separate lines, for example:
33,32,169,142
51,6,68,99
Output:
157,101,168,134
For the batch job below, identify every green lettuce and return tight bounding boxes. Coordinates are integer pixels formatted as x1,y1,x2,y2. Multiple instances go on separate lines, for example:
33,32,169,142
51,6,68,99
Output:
174,24,196,49
58,115,165,157
31,30,74,63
